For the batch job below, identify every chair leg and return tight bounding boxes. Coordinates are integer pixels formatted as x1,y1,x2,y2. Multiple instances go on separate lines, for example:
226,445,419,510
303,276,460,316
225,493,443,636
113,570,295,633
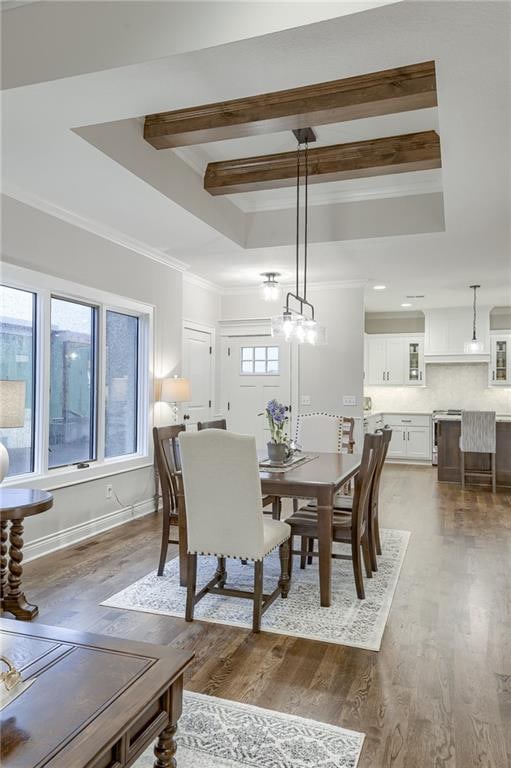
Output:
293,498,298,514
278,539,291,598
185,553,197,622
300,536,308,569
491,453,496,493
307,537,314,565
374,502,382,557
352,538,365,600
362,534,372,579
215,556,227,587
252,560,264,632
157,511,171,576
367,515,378,573
288,537,294,579
460,450,465,489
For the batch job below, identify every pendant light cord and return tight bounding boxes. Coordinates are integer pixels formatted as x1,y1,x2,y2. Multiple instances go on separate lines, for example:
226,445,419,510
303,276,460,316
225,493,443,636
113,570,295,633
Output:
304,141,308,302
295,143,300,298
472,285,477,341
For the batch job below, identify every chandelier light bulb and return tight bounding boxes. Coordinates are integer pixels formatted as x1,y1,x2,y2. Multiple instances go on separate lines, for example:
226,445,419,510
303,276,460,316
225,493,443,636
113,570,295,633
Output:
260,273,281,302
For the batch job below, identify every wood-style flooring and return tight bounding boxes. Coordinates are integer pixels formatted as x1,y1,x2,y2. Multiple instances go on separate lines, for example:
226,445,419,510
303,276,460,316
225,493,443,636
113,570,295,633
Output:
20,465,511,767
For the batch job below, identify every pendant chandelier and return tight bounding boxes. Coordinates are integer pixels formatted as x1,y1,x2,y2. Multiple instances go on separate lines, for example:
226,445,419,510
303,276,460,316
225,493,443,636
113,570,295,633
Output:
260,272,281,302
271,129,325,345
464,284,483,354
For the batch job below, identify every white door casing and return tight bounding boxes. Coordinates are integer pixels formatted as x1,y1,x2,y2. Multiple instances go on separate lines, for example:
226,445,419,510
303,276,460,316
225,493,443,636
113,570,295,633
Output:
182,325,214,425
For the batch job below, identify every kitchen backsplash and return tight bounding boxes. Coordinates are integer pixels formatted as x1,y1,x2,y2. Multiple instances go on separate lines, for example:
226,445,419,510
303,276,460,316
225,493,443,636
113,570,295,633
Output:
365,364,511,413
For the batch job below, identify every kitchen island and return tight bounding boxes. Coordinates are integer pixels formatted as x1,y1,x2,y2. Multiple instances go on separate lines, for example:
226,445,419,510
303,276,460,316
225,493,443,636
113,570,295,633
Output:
436,415,511,487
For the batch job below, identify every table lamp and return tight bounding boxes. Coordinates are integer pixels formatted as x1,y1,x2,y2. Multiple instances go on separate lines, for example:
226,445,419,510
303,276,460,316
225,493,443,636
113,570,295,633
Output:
160,376,191,424
0,380,26,482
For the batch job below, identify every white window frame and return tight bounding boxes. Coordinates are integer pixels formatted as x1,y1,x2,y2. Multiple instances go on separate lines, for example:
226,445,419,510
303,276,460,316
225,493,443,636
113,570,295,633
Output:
1,263,154,490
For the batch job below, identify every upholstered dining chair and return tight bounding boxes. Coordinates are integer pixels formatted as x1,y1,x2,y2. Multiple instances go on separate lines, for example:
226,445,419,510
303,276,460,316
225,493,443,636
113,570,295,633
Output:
286,431,382,599
179,429,292,632
153,424,185,576
460,411,497,492
197,418,227,431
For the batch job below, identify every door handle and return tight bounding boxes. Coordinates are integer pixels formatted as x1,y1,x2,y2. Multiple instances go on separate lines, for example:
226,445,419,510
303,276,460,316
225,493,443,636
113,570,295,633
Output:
419,371,423,381
382,371,385,381
183,414,190,421
403,431,405,441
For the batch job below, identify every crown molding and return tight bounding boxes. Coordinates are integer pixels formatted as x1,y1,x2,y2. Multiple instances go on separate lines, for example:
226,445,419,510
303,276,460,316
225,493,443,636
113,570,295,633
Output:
220,278,368,296
2,186,189,273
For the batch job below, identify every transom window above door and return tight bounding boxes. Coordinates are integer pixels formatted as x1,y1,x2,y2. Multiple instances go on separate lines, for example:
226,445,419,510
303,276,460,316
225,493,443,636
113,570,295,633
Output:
240,346,279,375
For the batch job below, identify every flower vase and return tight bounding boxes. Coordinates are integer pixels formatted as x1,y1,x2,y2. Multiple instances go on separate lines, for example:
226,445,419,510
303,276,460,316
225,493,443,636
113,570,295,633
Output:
267,442,288,464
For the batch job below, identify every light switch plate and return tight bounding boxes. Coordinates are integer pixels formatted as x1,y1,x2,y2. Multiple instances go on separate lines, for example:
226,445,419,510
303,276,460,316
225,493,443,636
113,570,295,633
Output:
343,395,357,407
300,395,311,406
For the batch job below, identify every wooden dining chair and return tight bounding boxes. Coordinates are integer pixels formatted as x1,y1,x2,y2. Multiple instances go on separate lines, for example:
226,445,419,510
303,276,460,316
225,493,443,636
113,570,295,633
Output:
153,424,185,576
286,431,382,599
197,418,227,431
334,427,392,571
179,429,291,632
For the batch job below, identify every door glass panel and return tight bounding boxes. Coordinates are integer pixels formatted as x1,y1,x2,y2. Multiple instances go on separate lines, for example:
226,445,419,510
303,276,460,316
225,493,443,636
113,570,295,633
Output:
241,347,253,361
239,346,279,375
267,347,279,360
408,342,420,382
496,340,507,381
254,347,266,360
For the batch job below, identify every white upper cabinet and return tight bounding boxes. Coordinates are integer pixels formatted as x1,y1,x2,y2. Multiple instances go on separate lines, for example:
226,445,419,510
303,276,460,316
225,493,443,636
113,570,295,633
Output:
365,334,424,387
489,333,511,386
424,307,490,361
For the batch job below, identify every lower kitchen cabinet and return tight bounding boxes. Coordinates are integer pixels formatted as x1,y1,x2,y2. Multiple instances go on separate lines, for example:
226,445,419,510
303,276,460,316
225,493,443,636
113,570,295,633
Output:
384,414,431,461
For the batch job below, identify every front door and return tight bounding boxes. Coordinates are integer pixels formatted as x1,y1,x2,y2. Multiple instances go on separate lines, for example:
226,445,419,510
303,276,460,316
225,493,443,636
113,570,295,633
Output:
182,326,213,425
224,335,292,449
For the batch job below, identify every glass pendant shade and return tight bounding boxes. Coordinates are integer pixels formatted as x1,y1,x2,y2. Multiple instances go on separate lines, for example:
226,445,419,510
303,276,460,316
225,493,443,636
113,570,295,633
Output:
260,273,281,302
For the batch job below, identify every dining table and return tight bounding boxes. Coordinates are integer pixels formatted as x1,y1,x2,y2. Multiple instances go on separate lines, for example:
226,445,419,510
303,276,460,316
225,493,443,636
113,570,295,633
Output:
176,451,361,608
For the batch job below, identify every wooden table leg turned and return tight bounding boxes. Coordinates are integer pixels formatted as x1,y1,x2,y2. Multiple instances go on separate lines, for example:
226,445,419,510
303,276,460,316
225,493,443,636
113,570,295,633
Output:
0,520,8,602
2,518,38,621
153,723,178,768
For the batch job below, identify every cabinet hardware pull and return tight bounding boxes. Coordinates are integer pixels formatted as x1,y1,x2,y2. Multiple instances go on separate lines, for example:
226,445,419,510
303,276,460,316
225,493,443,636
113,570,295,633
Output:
419,371,422,381
401,419,412,423
403,432,405,441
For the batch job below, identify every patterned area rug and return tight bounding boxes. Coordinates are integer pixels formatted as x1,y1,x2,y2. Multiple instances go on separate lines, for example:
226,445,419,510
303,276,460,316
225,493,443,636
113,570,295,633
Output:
102,528,409,650
135,691,364,768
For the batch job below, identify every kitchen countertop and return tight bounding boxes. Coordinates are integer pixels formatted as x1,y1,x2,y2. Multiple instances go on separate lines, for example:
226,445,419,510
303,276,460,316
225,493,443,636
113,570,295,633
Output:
364,410,511,422
433,413,511,422
364,411,432,418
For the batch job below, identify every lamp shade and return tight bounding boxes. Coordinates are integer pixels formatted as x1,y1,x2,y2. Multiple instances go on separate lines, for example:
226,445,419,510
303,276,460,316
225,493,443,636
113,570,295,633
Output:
160,377,191,403
0,380,26,428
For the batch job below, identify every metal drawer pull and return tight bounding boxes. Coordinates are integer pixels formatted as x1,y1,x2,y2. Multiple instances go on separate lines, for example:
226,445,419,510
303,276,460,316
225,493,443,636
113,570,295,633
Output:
401,419,412,423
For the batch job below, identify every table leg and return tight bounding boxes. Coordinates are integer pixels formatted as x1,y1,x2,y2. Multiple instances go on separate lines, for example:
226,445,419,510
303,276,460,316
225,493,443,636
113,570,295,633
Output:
272,497,282,520
1,520,8,602
3,518,38,620
317,488,334,608
154,676,183,768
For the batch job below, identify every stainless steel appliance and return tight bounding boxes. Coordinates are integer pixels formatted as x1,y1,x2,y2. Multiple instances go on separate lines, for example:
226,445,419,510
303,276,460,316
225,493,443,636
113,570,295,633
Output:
431,409,462,464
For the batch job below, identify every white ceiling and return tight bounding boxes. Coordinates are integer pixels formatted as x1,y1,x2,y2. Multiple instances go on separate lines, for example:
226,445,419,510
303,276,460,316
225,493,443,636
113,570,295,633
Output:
1,0,510,313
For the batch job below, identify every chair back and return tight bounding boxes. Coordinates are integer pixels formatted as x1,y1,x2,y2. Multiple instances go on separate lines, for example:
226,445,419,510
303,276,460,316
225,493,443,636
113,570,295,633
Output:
369,427,392,513
153,424,184,519
351,432,382,537
460,411,496,453
197,418,227,431
341,417,355,454
179,429,265,560
295,412,343,453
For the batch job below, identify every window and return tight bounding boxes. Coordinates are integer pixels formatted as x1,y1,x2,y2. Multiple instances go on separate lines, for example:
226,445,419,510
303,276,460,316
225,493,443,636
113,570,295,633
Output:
0,265,152,483
240,346,279,375
49,297,97,468
105,311,138,458
0,285,36,477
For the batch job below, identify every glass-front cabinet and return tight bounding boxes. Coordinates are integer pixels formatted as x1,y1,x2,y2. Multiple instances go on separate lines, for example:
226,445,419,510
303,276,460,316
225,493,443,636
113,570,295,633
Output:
490,334,511,386
405,338,424,386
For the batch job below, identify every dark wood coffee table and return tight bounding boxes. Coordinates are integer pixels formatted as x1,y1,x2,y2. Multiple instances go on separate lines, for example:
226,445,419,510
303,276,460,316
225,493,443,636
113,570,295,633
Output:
0,618,194,767
0,488,53,620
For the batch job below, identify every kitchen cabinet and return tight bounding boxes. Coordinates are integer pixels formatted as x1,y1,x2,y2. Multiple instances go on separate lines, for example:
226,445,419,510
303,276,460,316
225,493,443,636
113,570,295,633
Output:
365,334,424,387
383,413,431,461
489,333,511,386
424,307,490,361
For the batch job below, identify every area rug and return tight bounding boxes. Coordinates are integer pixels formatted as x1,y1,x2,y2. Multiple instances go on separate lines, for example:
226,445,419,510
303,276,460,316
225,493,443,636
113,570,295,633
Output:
102,528,409,651
135,691,364,768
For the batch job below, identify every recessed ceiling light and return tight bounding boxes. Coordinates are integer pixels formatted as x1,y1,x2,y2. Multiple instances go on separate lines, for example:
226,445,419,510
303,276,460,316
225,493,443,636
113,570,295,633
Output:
401,302,412,307
373,285,386,290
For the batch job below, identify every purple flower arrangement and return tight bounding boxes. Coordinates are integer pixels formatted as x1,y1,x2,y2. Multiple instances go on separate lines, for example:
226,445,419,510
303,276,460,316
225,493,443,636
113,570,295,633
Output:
265,399,289,444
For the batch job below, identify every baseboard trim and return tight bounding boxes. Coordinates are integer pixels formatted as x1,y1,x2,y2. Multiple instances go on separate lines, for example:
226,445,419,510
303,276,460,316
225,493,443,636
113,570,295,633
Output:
24,497,159,563
386,458,432,465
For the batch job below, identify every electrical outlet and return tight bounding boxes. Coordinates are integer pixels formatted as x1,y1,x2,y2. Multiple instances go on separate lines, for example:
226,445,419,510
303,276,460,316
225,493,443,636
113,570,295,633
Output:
300,395,311,406
106,484,113,499
343,395,357,407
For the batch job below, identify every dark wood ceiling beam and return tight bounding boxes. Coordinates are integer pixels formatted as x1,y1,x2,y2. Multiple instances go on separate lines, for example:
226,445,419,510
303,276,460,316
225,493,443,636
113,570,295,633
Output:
203,131,441,195
144,61,437,149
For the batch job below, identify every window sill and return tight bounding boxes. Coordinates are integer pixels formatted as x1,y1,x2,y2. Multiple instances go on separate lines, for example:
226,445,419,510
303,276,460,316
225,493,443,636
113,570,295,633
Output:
2,455,153,492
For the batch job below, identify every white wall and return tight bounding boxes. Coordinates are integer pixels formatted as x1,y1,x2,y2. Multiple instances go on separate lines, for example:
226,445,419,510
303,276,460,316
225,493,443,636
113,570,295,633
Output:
1,194,184,551
221,284,365,426
366,363,511,413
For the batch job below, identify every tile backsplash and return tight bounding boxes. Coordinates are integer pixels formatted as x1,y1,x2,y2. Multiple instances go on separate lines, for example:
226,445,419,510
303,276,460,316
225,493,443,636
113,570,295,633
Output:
365,364,511,413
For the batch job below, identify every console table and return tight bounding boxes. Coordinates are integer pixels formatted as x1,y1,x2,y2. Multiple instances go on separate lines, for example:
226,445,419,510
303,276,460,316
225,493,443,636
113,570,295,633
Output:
0,488,53,620
0,619,194,767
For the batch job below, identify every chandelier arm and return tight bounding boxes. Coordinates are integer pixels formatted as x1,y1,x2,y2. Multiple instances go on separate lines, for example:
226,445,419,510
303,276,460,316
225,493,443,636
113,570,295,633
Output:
285,291,315,321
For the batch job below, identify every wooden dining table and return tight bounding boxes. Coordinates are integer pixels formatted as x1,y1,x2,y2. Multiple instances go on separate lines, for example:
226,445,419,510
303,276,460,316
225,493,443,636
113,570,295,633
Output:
176,451,361,608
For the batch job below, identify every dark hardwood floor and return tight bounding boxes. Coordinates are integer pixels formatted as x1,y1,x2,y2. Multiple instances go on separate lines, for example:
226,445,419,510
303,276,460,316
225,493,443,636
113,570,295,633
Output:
20,465,511,767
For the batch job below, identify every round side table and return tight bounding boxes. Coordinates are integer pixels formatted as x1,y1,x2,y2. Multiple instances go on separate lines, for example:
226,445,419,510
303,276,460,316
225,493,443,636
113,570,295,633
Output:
0,488,53,620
